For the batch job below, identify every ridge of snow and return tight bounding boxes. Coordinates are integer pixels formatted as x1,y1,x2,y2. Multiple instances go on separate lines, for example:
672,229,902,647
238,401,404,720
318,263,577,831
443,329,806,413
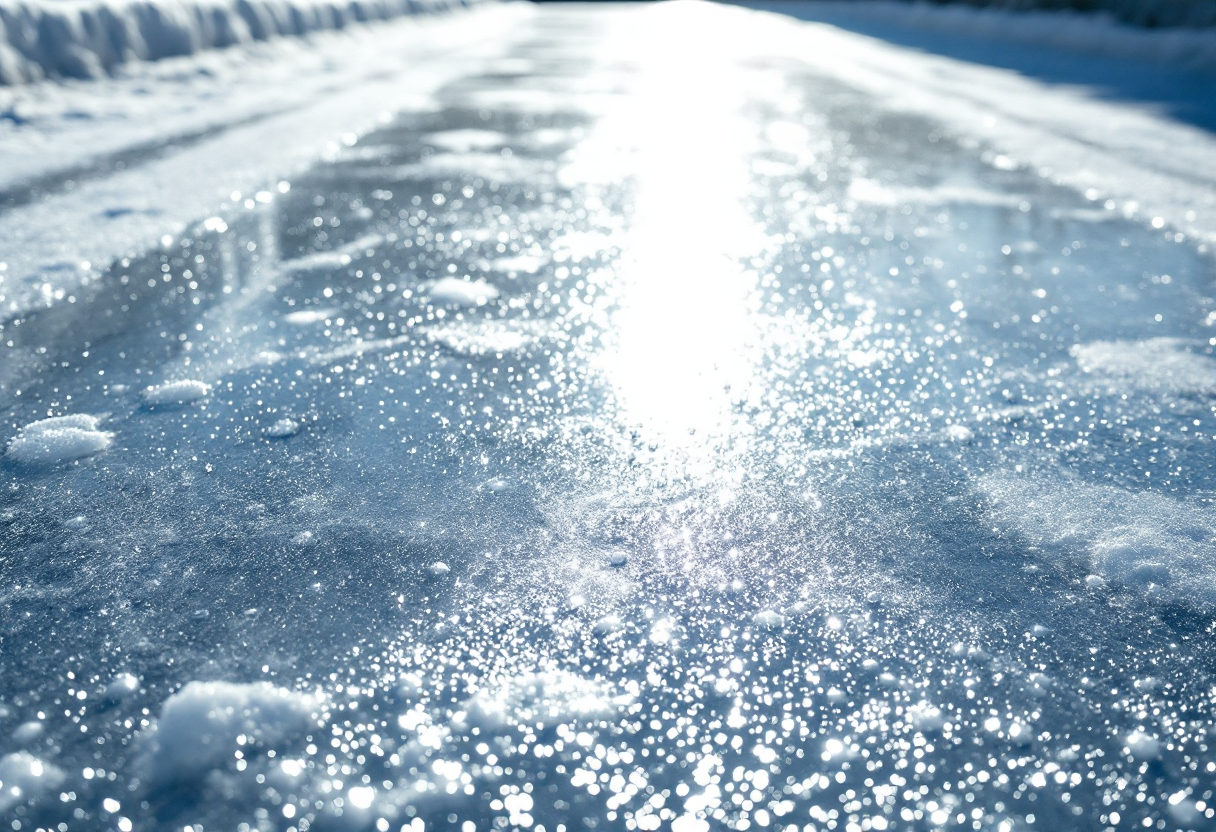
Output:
0,0,497,85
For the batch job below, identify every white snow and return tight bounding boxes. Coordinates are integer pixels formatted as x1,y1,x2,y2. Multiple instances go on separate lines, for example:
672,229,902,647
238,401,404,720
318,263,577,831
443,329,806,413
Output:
264,417,301,438
105,672,141,700
143,379,211,405
0,752,65,812
141,680,321,787
426,276,500,307
5,413,112,464
1123,729,1162,759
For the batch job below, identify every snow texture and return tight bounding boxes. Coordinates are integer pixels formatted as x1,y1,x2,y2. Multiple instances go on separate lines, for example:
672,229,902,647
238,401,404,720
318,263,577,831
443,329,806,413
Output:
143,378,211,404
0,0,491,85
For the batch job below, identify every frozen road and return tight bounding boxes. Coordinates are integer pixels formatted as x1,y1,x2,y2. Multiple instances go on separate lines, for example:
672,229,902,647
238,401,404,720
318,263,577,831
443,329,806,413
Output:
3,3,1216,831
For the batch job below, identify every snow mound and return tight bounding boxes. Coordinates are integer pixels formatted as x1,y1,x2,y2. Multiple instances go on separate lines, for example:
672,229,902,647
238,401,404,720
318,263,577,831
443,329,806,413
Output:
5,413,112,464
0,0,488,86
142,680,321,787
144,379,212,405
426,277,500,307
0,752,65,812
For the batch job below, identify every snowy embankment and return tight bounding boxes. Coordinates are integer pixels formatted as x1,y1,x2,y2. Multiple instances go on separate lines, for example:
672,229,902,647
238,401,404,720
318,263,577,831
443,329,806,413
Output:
748,0,1216,73
0,0,488,85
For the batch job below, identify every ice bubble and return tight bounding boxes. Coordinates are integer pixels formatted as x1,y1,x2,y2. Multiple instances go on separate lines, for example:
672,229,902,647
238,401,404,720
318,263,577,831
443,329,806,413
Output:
426,561,451,578
426,277,500,307
144,380,211,405
0,752,65,812
6,414,112,464
1123,729,1161,760
141,681,320,788
753,609,785,630
264,418,301,438
608,550,628,568
105,673,140,701
946,424,974,443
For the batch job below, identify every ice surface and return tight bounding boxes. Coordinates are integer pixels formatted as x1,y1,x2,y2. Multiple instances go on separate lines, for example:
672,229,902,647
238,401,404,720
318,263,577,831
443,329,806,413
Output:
3,3,1216,832
5,413,111,464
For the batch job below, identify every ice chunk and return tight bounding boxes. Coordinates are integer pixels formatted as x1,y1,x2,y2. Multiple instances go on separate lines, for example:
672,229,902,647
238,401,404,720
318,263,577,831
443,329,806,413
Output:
0,752,65,812
141,681,320,788
144,379,212,405
426,561,451,578
6,414,112,464
426,277,500,307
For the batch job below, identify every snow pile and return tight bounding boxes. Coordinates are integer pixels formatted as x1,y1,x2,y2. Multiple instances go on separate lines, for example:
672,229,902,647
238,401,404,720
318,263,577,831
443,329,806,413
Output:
143,378,212,404
744,1,1216,73
140,680,321,788
0,752,65,812
5,413,112,464
0,0,489,85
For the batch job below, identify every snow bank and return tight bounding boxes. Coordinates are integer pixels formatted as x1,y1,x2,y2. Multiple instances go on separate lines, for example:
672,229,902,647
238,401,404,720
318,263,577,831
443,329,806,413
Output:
5,413,112,464
0,0,487,85
141,680,321,787
143,378,212,405
744,1,1216,74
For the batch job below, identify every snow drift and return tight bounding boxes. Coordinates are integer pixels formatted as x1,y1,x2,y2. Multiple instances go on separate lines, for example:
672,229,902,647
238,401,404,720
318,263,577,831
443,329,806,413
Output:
0,0,489,85
750,1,1216,74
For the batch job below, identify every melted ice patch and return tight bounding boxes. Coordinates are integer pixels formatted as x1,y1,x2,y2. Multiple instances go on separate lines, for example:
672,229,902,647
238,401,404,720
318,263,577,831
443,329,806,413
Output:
141,681,321,789
1071,338,1216,394
426,277,500,308
5,414,112,464
144,379,212,405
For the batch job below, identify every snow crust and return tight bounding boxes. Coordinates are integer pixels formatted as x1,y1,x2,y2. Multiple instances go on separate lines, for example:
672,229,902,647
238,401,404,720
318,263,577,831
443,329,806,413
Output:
0,0,490,85
141,681,321,787
5,413,112,463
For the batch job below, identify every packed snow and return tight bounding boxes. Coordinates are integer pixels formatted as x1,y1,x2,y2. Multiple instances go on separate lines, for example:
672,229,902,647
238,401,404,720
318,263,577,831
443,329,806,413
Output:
3,2,1216,832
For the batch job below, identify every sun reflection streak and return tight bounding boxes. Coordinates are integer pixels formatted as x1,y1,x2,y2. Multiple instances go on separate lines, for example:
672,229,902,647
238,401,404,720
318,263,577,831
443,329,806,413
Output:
598,6,769,476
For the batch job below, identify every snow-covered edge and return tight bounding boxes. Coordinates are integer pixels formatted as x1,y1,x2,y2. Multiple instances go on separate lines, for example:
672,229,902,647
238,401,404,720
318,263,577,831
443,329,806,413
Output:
0,0,494,85
736,0,1216,74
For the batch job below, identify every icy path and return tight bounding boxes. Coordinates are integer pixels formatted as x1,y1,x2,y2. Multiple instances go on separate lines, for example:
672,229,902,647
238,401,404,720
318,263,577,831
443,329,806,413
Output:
3,2,1216,831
